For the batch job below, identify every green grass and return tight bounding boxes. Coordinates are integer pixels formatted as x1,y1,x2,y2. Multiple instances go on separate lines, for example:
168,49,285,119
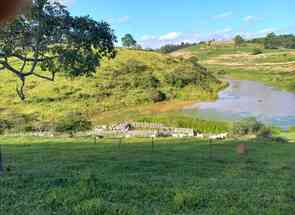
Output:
182,42,280,61
208,65,295,93
278,130,295,141
177,42,295,93
1,137,295,214
0,49,225,126
137,112,231,133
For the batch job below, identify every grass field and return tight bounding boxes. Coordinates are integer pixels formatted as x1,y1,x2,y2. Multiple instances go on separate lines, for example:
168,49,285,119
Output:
175,41,295,92
1,136,295,214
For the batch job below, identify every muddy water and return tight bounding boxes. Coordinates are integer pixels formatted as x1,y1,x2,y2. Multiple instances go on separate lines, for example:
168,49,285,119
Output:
185,80,295,129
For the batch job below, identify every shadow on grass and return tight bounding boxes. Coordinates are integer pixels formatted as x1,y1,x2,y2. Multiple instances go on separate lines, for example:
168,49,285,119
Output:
1,137,295,215
0,136,293,179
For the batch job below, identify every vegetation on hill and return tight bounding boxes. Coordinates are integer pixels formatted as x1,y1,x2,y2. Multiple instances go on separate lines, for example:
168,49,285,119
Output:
0,49,226,131
250,33,295,49
158,42,196,54
138,112,230,133
176,39,295,92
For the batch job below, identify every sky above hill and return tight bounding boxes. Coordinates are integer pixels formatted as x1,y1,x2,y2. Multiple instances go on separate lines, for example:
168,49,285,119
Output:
61,0,295,48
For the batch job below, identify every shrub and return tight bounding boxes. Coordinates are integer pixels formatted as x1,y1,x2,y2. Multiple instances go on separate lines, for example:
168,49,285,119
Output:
133,72,160,89
0,113,39,133
257,127,273,138
0,119,11,134
252,48,263,55
138,113,230,133
55,112,92,134
125,59,148,73
186,56,199,65
233,117,265,136
150,90,166,103
272,137,288,143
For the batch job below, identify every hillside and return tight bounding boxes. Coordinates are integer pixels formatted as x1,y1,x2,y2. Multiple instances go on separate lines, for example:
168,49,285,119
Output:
0,49,226,126
173,41,295,92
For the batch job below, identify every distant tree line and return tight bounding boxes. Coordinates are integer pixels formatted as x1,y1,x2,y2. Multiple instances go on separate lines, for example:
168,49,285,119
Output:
250,33,295,49
158,42,197,54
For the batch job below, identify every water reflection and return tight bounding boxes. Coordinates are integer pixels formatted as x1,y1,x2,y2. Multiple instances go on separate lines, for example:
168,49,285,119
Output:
185,80,295,129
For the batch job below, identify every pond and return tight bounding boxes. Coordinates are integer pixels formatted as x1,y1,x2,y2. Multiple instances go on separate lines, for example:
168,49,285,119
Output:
184,80,295,130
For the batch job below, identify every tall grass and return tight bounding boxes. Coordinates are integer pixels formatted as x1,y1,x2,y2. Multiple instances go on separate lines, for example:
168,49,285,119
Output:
0,49,224,126
137,112,230,133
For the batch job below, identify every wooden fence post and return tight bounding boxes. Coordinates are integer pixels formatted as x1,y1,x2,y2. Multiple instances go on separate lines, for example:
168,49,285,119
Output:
119,138,122,149
0,144,4,176
209,140,213,161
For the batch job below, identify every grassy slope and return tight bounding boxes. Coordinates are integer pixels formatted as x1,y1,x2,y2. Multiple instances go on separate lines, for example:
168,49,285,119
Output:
0,49,225,125
1,137,295,214
177,41,295,92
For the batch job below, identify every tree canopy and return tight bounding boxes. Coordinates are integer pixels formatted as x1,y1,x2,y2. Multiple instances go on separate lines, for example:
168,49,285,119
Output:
121,34,137,48
234,35,245,48
0,0,117,100
264,33,295,49
249,33,295,49
158,42,196,54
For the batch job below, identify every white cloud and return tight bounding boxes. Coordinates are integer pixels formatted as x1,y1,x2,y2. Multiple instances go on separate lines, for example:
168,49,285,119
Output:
159,32,182,40
213,11,233,19
50,0,75,6
139,31,236,49
258,28,277,34
244,16,256,22
117,16,130,24
140,32,198,49
218,28,233,34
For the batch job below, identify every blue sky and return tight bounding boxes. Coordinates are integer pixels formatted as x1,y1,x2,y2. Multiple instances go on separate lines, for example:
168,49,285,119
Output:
62,0,295,48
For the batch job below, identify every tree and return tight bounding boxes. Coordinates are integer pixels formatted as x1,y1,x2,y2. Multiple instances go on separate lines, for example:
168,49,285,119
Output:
0,0,117,100
55,112,92,136
234,35,245,48
122,33,137,48
264,32,278,49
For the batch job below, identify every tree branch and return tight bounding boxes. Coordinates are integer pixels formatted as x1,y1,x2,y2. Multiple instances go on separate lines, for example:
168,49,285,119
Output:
33,71,56,81
11,53,58,62
20,59,27,73
0,59,24,78
16,77,26,101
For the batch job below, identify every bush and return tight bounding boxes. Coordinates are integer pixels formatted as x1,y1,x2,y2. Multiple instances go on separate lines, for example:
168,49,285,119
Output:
233,117,265,136
272,137,288,143
186,56,199,65
0,119,11,134
137,113,230,133
257,127,272,138
55,112,92,134
125,59,148,73
150,90,166,103
252,48,263,55
0,113,39,133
